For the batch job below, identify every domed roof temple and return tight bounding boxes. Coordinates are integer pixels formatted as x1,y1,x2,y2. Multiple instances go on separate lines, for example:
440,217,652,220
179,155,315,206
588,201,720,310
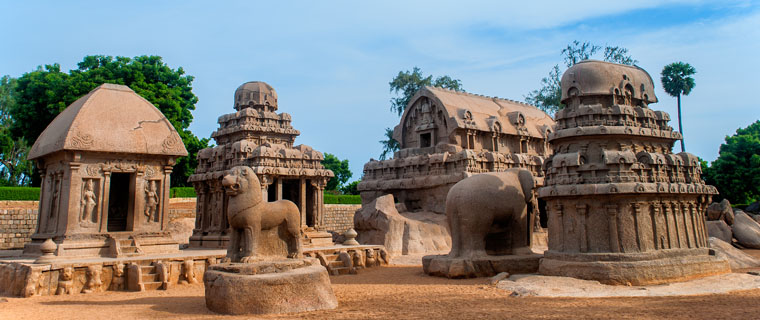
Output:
188,82,334,248
358,86,555,214
23,83,188,258
537,61,729,284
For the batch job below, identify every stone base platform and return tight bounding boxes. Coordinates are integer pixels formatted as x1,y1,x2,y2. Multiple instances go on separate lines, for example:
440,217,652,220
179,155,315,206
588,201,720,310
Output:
539,248,731,286
422,254,543,278
204,258,338,315
0,248,227,298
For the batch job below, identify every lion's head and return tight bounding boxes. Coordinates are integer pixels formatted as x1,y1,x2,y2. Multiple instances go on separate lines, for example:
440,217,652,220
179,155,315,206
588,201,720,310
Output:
222,166,260,197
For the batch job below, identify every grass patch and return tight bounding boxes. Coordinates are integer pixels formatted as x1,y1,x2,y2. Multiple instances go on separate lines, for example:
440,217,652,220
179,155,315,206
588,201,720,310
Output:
324,194,361,204
0,187,41,201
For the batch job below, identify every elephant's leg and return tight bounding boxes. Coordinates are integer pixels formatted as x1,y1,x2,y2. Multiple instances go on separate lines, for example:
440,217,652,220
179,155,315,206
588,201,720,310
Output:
226,228,241,262
511,205,533,255
287,215,303,258
447,206,462,258
459,216,491,259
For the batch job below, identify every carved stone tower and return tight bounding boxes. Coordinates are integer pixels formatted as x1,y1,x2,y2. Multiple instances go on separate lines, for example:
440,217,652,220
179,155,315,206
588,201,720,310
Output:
538,60,729,285
188,81,333,248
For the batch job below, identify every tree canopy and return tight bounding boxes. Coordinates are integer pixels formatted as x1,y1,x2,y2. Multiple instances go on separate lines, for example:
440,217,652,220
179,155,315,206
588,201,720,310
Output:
8,55,209,186
381,67,464,159
703,120,760,205
526,41,637,114
0,76,33,186
661,62,696,152
321,153,352,191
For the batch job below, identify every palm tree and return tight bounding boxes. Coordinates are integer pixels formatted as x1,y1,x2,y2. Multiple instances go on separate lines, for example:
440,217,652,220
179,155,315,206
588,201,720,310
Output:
660,62,696,152
379,127,399,160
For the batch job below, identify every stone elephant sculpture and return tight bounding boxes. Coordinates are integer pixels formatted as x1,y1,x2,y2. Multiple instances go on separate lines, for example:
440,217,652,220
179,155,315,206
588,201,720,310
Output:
446,169,536,258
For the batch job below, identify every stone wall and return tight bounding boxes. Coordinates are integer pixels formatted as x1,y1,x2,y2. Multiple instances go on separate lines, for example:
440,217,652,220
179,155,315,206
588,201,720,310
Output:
0,199,360,249
322,204,361,234
0,201,39,250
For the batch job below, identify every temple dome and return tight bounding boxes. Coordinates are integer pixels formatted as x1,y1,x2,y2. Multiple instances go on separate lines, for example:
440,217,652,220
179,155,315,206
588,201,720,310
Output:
560,60,658,104
234,81,278,111
28,83,188,160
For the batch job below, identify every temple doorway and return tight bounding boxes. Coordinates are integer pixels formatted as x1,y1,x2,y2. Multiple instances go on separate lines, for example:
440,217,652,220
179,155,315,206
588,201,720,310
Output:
107,173,133,232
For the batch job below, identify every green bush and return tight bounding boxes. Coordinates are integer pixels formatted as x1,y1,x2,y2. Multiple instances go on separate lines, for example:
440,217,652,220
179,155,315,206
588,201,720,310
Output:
170,187,196,198
323,194,361,204
0,187,41,200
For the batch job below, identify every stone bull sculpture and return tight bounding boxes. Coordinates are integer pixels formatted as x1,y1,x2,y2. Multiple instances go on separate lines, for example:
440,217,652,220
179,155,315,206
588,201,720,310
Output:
222,166,302,262
446,169,536,259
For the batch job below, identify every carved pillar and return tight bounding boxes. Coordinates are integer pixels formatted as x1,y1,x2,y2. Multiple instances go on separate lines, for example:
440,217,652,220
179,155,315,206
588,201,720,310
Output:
681,202,693,248
576,204,588,253
300,178,306,227
661,201,673,249
161,165,172,230
194,184,205,230
633,203,644,251
260,175,271,202
100,172,111,233
607,204,620,253
550,203,564,252
276,178,283,200
36,169,48,235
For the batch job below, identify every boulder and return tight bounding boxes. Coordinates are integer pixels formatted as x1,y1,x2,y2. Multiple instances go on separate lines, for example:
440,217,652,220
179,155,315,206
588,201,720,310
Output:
706,220,733,244
354,194,450,256
746,201,760,214
707,199,734,225
709,237,760,270
732,212,760,249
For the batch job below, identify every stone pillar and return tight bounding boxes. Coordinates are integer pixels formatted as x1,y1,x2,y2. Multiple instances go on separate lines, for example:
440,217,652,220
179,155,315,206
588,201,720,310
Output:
550,203,564,251
299,178,307,228
260,175,271,202
276,178,283,200
576,204,588,253
100,172,111,233
36,169,48,235
606,204,620,253
161,165,173,230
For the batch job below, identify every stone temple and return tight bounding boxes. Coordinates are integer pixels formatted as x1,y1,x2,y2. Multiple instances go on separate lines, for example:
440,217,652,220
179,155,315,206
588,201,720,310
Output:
538,60,729,285
358,86,555,214
188,82,334,248
23,83,187,258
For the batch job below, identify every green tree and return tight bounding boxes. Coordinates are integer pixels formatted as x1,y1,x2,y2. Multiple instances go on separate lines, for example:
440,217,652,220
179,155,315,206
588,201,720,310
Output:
0,75,33,186
526,41,637,114
9,55,209,186
661,62,696,152
340,180,360,195
381,67,464,159
321,153,352,191
704,121,760,205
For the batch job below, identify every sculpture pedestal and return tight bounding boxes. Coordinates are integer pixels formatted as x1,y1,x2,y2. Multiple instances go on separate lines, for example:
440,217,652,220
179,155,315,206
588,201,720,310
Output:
204,258,337,315
422,254,542,278
539,248,730,285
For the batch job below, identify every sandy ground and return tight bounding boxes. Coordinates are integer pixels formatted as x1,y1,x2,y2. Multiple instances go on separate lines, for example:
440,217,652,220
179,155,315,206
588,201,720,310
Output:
3,250,760,319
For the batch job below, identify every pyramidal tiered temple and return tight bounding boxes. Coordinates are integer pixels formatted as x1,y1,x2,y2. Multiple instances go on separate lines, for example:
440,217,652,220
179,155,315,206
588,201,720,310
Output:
188,82,334,248
538,60,729,285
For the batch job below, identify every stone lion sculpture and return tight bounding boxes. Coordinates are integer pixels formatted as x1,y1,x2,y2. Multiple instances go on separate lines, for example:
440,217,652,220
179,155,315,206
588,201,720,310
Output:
446,169,536,258
222,166,302,262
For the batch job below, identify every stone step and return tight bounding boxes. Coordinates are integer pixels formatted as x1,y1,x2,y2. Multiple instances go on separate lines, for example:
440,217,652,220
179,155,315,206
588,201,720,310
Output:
143,282,162,291
140,265,155,273
121,246,139,253
142,272,159,283
327,260,344,268
329,266,351,276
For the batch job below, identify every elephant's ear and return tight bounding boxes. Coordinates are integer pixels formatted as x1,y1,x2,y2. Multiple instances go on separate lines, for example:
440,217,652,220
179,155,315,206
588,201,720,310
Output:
517,170,535,203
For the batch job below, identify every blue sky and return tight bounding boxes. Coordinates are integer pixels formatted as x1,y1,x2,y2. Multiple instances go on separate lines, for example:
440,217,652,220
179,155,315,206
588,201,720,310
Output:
1,0,758,182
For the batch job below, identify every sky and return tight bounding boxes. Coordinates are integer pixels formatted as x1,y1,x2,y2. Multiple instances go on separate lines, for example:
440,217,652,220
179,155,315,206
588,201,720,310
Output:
1,0,758,183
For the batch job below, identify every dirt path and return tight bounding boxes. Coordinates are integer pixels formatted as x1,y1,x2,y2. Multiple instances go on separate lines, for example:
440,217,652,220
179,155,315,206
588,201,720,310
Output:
3,265,760,320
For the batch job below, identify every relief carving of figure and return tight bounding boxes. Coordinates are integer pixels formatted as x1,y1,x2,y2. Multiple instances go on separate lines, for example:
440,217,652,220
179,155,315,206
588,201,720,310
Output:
144,180,159,223
110,263,125,291
80,179,97,224
56,267,74,295
82,265,103,293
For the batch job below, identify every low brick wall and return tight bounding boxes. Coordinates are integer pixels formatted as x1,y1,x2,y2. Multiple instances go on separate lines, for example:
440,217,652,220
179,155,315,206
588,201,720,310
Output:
0,201,39,250
322,204,361,234
0,199,361,249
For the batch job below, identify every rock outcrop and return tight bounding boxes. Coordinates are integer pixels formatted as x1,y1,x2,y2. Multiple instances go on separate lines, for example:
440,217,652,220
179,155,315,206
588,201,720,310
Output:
733,212,760,249
709,237,760,270
707,199,734,225
354,194,450,256
706,220,733,244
